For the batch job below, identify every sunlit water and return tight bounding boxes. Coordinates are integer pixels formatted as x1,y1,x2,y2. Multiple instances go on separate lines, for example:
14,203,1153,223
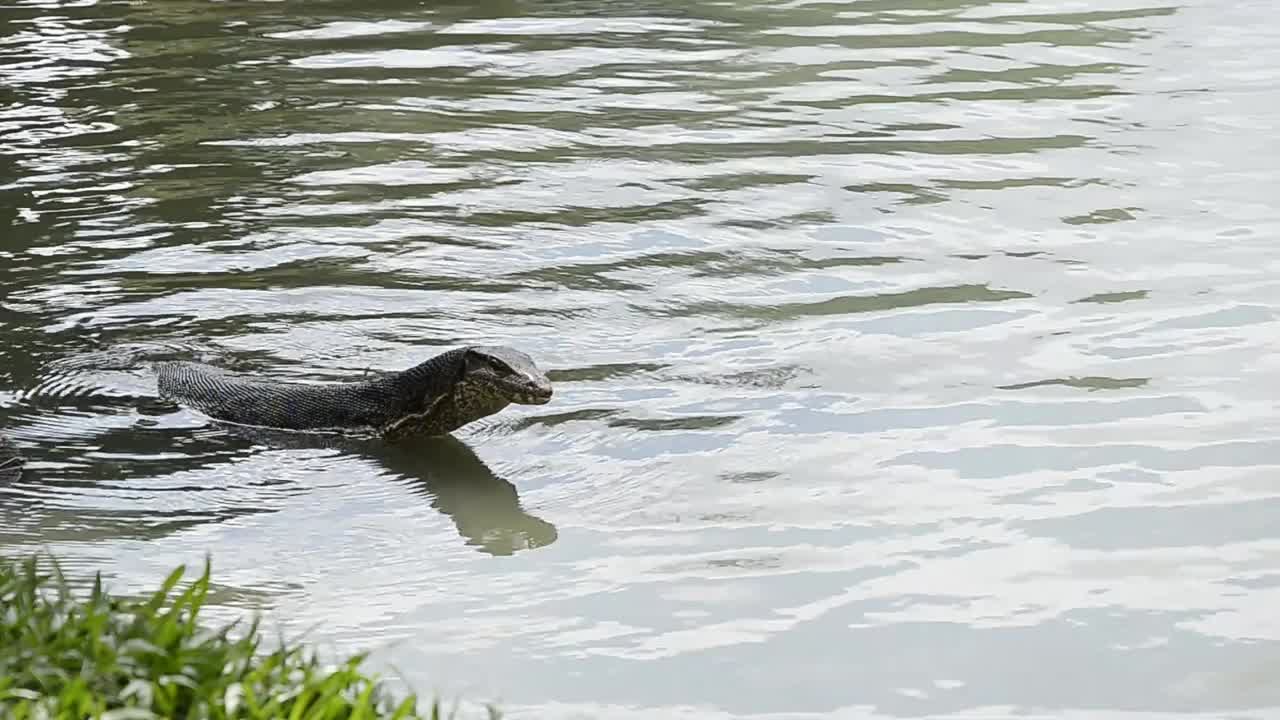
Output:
3,0,1280,717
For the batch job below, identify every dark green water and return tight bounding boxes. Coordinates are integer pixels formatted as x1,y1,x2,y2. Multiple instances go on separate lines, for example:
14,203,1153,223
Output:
4,0,1280,717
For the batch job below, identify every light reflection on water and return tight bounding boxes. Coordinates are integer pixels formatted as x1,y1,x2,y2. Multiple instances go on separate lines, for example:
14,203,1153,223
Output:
3,0,1280,717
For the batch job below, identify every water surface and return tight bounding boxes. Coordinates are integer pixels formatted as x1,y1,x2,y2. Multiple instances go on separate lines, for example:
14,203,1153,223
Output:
3,0,1280,717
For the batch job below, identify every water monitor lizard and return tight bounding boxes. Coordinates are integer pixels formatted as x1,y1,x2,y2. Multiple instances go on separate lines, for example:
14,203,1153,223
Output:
155,345,552,440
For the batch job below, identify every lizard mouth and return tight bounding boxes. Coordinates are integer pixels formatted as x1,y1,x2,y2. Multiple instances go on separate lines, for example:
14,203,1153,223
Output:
503,374,553,405
513,385,553,405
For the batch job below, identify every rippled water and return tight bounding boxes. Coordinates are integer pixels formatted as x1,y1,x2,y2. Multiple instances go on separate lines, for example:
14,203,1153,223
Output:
4,0,1280,717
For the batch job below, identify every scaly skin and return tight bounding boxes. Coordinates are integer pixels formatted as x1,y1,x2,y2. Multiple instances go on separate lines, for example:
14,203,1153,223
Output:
156,346,552,439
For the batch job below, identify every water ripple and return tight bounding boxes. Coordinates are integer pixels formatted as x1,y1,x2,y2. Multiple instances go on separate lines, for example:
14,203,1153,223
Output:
4,0,1280,718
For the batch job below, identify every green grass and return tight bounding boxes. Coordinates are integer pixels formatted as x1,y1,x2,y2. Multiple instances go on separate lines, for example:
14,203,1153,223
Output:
0,555,471,720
